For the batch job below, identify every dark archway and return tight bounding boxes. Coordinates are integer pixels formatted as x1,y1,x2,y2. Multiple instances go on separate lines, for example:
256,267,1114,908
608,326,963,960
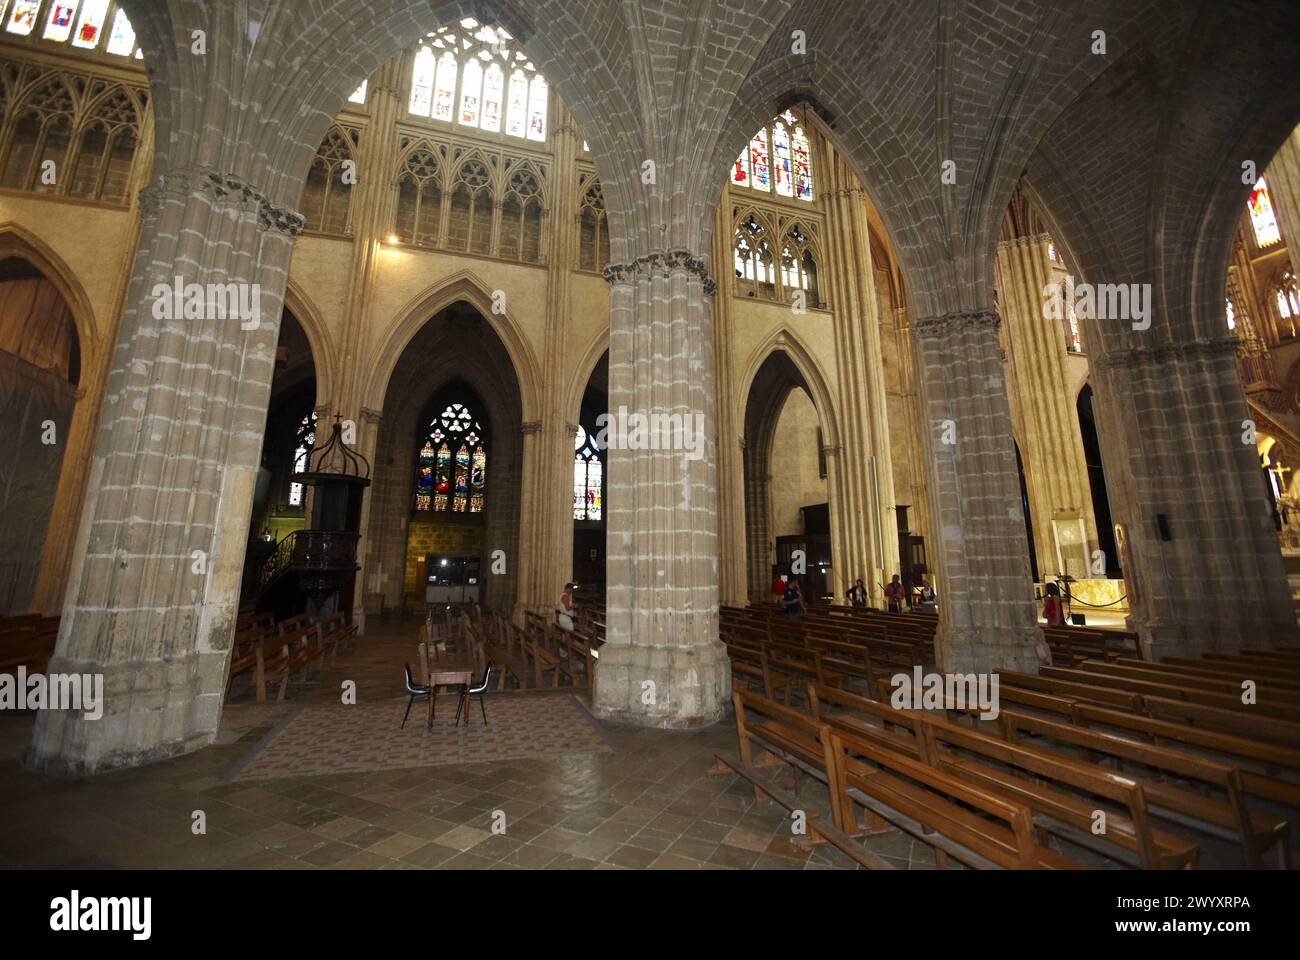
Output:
1014,441,1039,585
1076,384,1119,578
0,255,80,614
365,300,523,616
573,351,607,598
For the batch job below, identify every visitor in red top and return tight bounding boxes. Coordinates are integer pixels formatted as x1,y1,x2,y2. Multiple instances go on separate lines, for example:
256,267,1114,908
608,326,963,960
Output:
884,574,905,613
1043,582,1067,626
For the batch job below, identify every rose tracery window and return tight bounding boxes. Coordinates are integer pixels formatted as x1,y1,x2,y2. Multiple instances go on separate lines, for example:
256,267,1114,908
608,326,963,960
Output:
415,401,487,514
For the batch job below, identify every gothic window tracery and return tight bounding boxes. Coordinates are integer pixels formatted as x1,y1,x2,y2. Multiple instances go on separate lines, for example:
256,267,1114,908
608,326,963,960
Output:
299,125,360,235
733,109,814,202
415,401,487,514
407,18,548,143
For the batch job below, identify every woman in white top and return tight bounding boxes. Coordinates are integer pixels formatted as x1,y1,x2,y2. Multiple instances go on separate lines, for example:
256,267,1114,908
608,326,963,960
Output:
557,582,577,632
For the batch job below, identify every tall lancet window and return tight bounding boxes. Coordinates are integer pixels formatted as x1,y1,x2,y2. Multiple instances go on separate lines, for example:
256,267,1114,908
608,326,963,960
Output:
288,413,317,508
1249,178,1282,248
573,425,604,521
734,109,815,201
415,401,487,514
407,19,549,142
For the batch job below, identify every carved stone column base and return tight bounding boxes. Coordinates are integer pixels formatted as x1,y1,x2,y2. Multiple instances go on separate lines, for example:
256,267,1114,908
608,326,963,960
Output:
592,638,732,729
25,649,227,777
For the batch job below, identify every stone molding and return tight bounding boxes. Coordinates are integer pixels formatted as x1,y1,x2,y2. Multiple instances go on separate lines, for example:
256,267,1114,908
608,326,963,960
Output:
1092,336,1240,371
520,420,542,435
138,167,306,237
602,248,717,296
913,309,1001,337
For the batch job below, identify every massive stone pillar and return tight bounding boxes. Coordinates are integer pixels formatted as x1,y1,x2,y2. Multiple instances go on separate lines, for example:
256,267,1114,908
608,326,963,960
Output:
997,233,1099,581
1265,125,1300,282
592,253,730,727
28,168,302,775
1090,338,1294,657
913,310,1045,673
823,148,899,602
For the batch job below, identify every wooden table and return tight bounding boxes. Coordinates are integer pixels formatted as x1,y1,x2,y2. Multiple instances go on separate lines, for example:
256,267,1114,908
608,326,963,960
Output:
426,668,473,729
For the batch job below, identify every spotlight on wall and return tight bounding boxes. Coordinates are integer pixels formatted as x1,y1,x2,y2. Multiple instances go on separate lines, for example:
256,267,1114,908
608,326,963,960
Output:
386,233,400,245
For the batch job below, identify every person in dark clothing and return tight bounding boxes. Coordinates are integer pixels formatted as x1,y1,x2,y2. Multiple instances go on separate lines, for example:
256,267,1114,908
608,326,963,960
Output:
783,579,805,616
846,578,868,608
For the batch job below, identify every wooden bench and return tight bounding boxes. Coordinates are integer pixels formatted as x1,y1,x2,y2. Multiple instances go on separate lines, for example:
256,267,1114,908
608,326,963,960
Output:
729,689,846,831
1040,665,1300,722
1068,701,1300,808
1141,695,1300,747
711,751,895,869
828,725,1081,869
998,709,1291,867
920,712,1197,869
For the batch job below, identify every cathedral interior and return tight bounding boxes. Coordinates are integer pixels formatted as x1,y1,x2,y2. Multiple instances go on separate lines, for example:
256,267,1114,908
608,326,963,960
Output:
1,0,1299,881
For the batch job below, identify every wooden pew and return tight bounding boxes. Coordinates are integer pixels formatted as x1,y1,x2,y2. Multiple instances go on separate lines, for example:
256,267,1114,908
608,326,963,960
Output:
729,689,845,831
998,709,1290,868
919,712,1198,869
1068,702,1300,808
1039,665,1300,722
828,725,1081,869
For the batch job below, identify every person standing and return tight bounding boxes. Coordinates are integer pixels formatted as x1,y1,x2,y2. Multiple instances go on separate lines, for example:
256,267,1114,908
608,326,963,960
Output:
783,578,805,616
557,582,577,633
884,574,905,614
1043,582,1066,627
845,578,868,608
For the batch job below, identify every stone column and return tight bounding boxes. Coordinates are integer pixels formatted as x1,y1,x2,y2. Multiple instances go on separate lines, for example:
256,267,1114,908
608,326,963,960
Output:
518,103,580,621
28,167,303,775
593,252,730,727
1090,338,1295,657
710,200,748,607
1264,126,1300,281
823,147,899,599
913,310,1046,673
997,234,1099,580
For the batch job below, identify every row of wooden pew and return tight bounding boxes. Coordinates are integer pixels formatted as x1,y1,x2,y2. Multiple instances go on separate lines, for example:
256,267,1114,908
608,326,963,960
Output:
443,609,603,694
0,613,60,673
226,610,357,702
719,643,1300,869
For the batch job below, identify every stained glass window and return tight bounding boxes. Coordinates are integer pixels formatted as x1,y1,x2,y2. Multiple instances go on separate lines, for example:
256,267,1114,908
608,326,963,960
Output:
791,123,813,200
772,121,794,197
6,0,39,35
288,413,317,508
409,22,547,141
1226,298,1236,332
43,2,77,43
1249,178,1282,248
72,0,109,49
1278,273,1300,321
506,70,529,136
415,401,487,513
348,80,367,104
732,148,750,188
734,112,815,201
481,63,504,132
749,128,770,192
104,7,133,55
527,74,548,141
459,57,482,126
574,425,604,521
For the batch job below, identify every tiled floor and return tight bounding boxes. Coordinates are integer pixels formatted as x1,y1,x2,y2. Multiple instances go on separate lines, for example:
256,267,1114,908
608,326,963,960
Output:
0,621,891,870
0,620,1264,869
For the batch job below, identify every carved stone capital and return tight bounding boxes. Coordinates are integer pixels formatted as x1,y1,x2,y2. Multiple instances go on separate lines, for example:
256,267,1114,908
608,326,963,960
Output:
913,309,1001,337
1092,336,1239,372
520,420,543,436
138,166,305,237
359,406,383,426
603,248,717,297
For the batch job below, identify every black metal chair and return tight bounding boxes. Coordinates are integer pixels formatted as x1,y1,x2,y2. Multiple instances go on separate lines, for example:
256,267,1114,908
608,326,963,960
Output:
401,662,431,729
455,665,492,726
